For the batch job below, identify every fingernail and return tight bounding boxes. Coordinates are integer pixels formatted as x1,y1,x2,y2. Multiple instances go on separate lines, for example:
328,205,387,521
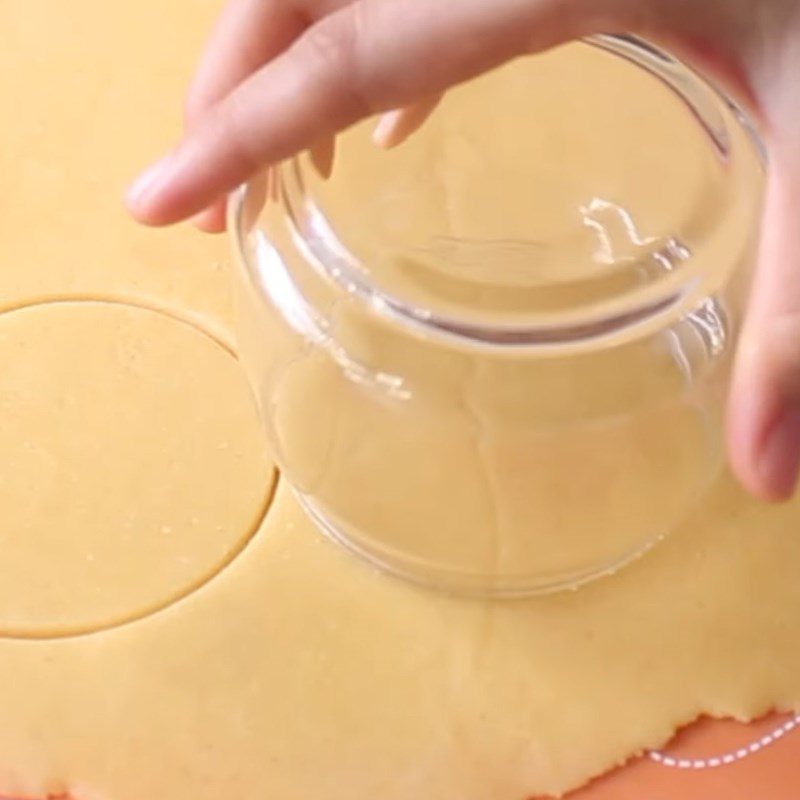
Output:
759,406,800,501
372,111,403,149
125,154,175,212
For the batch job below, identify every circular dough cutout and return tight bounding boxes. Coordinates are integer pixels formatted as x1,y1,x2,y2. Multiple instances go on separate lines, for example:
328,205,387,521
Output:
0,301,275,637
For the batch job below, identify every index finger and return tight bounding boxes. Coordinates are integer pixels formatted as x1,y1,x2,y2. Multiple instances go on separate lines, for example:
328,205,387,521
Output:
125,0,613,226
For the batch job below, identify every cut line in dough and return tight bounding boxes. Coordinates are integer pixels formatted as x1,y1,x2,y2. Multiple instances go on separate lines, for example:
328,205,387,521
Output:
0,299,275,639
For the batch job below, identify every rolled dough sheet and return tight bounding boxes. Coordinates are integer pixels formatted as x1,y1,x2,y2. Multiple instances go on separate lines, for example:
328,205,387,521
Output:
0,300,274,637
0,0,233,336
0,478,798,800
0,1,799,799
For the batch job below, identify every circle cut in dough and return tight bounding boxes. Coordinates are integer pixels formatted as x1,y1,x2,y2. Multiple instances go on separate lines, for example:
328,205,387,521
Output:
0,300,274,638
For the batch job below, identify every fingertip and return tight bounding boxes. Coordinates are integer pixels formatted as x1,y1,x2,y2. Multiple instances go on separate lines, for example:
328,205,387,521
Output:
372,96,444,150
372,111,405,149
125,155,228,230
727,382,800,503
309,136,336,179
191,203,228,234
755,406,800,502
125,154,184,227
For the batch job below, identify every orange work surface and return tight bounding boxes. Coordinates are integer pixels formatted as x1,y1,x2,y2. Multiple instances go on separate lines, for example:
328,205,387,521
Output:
563,713,800,799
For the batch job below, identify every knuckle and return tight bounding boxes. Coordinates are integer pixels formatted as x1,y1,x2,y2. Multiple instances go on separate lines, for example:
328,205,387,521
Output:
300,10,373,118
303,14,356,74
295,0,349,21
219,92,264,175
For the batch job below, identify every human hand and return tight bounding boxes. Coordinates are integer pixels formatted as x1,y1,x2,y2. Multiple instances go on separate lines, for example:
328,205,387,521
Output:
125,0,800,503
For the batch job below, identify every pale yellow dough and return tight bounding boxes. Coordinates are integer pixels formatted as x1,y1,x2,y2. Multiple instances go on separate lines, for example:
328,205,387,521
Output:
0,2,798,800
0,300,274,637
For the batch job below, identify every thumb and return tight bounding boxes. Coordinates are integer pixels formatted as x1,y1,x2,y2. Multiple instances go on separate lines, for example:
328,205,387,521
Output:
728,138,800,502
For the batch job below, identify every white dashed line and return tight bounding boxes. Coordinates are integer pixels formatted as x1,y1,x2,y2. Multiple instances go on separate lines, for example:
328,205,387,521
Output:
648,714,800,769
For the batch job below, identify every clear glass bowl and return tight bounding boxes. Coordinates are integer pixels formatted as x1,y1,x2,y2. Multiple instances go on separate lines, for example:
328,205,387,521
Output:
229,35,764,597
